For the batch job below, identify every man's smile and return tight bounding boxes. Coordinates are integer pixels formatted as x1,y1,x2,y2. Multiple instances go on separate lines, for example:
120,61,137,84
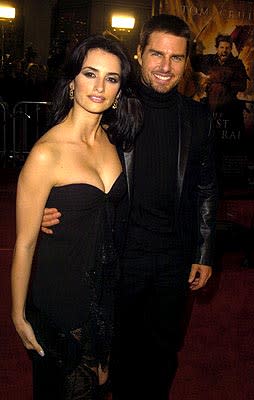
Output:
153,73,173,81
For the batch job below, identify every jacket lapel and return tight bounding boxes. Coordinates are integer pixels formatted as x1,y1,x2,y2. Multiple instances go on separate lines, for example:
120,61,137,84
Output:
176,95,192,213
123,149,134,199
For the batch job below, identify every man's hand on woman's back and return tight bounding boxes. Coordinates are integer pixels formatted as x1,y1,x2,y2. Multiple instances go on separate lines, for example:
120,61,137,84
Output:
41,208,61,234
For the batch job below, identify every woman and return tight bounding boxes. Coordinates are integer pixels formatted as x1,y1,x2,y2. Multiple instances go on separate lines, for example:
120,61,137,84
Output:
11,34,142,399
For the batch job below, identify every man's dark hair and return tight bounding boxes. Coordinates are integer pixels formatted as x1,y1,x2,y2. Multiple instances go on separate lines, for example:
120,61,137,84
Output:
139,14,191,55
215,34,233,48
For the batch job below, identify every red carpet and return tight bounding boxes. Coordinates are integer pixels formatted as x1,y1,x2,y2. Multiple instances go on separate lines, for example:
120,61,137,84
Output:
171,253,254,399
1,168,254,399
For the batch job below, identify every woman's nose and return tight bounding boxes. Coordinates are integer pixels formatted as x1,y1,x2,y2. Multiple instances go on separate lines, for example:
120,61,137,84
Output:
94,78,105,93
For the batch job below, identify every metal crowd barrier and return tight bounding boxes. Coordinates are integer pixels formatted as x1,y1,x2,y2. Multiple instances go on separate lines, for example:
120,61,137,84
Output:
1,99,254,168
11,101,52,166
0,102,9,166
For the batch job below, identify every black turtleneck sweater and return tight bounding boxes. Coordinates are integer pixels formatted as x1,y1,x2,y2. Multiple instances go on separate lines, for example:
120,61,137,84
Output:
125,83,179,255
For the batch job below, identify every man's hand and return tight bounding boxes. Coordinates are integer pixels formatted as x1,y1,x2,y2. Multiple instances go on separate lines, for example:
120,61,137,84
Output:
41,208,61,234
188,263,212,291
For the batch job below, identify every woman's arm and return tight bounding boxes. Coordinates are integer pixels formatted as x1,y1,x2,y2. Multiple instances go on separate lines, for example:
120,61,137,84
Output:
11,142,56,355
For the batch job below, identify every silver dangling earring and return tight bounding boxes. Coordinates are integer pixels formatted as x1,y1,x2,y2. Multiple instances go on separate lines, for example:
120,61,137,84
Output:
69,88,74,100
112,97,118,109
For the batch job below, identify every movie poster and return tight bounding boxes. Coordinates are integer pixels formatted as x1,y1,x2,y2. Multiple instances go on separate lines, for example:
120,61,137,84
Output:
160,0,254,189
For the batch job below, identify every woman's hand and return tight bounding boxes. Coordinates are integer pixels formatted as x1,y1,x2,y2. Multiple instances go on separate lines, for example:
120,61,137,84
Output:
14,317,45,357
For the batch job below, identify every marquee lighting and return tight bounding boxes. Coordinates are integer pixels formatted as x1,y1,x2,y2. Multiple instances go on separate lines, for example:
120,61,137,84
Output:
0,6,15,19
111,15,135,29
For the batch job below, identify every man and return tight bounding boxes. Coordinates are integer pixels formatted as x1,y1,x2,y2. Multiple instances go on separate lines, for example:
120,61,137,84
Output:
191,33,248,116
42,14,218,400
191,34,248,193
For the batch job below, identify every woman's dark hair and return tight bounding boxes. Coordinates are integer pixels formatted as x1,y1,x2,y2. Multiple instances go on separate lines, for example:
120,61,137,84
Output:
139,14,191,56
49,33,143,151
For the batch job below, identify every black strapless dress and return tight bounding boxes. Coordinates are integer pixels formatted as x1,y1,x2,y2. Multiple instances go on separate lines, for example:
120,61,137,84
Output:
29,173,127,398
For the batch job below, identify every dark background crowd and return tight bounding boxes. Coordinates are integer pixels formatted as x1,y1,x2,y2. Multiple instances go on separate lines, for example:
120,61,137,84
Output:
0,41,71,106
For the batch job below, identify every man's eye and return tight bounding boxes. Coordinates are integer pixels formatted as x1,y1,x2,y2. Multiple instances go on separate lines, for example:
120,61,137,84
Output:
172,56,185,62
151,52,162,57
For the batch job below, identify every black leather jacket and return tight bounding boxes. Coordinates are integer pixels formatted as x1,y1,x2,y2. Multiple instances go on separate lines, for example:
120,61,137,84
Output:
115,92,218,267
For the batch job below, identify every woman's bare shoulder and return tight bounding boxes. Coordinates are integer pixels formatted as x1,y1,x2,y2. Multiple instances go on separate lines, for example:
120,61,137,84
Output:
29,126,63,161
37,124,64,145
23,135,61,174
